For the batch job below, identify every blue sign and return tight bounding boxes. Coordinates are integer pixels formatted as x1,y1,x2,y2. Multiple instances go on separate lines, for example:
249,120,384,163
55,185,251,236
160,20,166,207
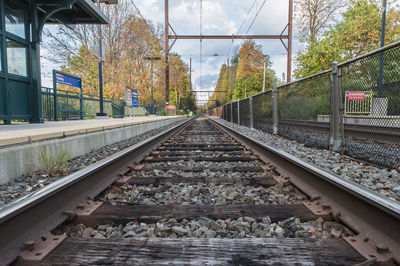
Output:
55,72,81,88
132,89,139,107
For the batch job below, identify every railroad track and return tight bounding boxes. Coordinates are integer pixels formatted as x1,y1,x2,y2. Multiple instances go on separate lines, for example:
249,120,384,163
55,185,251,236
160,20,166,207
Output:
0,116,399,265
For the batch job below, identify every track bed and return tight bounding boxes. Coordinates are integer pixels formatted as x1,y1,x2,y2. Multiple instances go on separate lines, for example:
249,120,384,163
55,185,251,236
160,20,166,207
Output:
36,118,366,265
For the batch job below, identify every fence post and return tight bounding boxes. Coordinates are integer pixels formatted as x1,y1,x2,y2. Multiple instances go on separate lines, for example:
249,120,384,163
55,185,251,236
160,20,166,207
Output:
52,70,58,121
249,93,254,129
330,61,343,152
230,102,233,123
79,87,84,120
237,98,240,125
272,79,279,135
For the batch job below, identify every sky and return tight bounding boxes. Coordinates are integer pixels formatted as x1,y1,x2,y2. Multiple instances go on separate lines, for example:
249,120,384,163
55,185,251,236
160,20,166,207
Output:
41,0,301,105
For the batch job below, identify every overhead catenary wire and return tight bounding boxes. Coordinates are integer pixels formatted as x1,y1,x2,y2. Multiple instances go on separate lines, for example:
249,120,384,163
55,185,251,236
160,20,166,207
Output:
226,0,258,59
231,0,268,57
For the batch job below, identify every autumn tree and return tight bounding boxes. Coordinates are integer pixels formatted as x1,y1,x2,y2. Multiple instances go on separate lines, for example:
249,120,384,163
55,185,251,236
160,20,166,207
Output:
208,40,276,107
235,40,273,99
169,54,196,112
44,2,195,111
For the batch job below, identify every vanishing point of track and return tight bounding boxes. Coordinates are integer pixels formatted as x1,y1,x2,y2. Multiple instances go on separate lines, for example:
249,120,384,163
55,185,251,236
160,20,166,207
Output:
0,116,399,265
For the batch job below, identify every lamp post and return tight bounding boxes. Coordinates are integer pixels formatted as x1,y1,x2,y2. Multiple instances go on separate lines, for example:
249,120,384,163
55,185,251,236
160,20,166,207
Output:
144,56,161,114
95,0,118,117
378,0,387,98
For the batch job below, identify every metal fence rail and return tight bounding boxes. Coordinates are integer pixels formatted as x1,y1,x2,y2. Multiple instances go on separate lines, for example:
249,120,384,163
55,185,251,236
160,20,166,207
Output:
208,41,400,169
42,87,112,120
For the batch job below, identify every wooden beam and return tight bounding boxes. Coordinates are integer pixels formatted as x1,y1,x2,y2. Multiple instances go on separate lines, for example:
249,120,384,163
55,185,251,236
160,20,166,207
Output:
41,238,365,265
74,204,317,225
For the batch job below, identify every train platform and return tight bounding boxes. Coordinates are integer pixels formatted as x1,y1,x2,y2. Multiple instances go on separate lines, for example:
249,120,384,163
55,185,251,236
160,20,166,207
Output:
0,116,186,184
0,116,182,147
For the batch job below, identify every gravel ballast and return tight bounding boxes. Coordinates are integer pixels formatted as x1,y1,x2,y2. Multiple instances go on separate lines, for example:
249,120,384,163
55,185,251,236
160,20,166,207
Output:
67,216,352,240
102,182,307,205
0,120,185,207
214,118,400,201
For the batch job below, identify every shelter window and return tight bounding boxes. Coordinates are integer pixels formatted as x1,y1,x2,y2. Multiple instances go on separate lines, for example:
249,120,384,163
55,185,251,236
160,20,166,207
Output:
6,39,27,77
5,2,26,39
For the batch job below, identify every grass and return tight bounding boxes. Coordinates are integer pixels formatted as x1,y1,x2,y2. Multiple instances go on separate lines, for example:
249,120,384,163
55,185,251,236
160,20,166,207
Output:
38,146,72,176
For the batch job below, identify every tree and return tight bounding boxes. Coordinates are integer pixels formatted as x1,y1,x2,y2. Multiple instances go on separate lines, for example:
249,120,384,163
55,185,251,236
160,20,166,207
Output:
235,40,273,99
295,0,347,41
295,0,400,78
44,2,196,111
208,40,277,107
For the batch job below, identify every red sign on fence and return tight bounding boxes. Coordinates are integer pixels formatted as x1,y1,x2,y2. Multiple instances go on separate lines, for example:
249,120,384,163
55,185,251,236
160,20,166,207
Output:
167,105,176,110
347,91,366,101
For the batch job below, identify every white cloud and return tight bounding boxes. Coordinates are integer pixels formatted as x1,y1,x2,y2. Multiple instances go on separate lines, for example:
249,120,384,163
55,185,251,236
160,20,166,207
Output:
42,0,299,104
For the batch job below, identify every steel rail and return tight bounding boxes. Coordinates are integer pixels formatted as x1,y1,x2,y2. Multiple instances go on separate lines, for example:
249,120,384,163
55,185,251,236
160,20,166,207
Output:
209,117,400,263
0,117,193,265
254,118,400,143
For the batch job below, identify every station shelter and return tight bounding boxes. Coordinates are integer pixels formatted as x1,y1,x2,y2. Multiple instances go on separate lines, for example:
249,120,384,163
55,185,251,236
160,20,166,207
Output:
0,0,108,124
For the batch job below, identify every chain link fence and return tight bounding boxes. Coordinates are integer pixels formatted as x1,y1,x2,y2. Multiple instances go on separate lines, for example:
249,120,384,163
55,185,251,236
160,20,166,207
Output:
278,71,331,149
339,43,400,167
253,90,273,133
208,41,400,169
239,98,250,127
232,101,238,124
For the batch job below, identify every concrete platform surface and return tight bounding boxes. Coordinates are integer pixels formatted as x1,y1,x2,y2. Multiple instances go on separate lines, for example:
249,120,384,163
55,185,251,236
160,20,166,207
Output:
0,116,187,184
0,116,182,147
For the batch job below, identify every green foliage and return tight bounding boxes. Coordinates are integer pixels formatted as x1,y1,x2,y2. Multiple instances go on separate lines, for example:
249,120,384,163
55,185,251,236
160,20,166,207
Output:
295,0,400,79
279,73,331,121
207,40,277,108
169,54,196,113
38,146,72,176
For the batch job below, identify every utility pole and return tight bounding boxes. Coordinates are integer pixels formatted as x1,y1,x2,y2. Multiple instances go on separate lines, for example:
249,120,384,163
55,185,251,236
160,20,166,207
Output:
95,0,118,117
262,61,266,92
189,57,192,91
96,0,106,117
378,0,387,98
287,0,293,83
165,0,170,105
227,59,230,103
245,79,247,98
144,56,161,115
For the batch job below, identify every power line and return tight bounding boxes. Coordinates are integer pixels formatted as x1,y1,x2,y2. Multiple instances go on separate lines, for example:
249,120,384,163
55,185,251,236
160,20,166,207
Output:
232,0,268,57
226,0,257,59
245,0,267,36
128,0,145,20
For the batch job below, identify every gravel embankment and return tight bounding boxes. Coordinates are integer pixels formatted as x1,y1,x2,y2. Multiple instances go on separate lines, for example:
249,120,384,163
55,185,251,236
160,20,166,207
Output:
0,120,185,207
102,183,307,205
215,118,400,201
67,216,351,240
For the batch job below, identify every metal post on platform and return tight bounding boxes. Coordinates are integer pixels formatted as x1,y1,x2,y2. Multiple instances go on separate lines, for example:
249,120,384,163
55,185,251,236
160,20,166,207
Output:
272,79,279,135
52,70,58,121
237,98,240,125
249,93,254,129
330,62,343,152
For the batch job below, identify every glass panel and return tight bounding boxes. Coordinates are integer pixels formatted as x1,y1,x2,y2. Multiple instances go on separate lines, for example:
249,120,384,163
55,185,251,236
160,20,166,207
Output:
7,39,27,76
0,40,2,72
5,2,26,39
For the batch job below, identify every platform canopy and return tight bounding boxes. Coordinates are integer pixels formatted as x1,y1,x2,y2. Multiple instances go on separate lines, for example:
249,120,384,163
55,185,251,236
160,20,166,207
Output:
0,0,110,124
27,0,109,26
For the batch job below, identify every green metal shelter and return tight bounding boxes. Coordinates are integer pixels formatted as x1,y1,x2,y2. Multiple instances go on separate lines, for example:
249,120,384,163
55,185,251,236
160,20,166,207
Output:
0,0,108,124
